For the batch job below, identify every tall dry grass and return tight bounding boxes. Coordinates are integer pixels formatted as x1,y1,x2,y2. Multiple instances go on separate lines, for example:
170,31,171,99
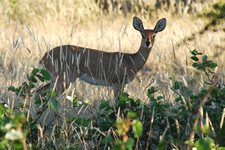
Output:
0,0,224,102
1,0,224,106
0,0,224,148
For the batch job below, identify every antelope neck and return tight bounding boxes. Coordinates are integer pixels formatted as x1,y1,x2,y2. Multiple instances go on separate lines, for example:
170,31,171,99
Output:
130,45,152,72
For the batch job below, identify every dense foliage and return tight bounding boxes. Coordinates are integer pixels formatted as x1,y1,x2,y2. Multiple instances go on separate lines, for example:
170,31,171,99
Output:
1,49,224,150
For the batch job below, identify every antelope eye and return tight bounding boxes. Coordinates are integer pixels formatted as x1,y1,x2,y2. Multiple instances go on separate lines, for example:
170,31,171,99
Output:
152,35,156,39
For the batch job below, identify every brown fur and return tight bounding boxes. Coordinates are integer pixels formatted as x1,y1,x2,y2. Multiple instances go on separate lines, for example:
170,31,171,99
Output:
39,17,166,101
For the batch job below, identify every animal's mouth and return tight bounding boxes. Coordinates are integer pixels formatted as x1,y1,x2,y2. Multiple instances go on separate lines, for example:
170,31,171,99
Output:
144,44,152,48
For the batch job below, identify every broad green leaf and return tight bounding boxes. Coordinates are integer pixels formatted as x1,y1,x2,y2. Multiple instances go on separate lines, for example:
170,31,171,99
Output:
117,100,126,110
65,146,79,150
211,63,218,68
157,96,164,100
191,49,198,55
99,100,109,110
0,139,8,149
191,56,199,61
48,98,59,112
113,139,124,150
35,99,42,105
175,96,182,102
197,66,203,70
171,109,178,114
124,138,135,150
158,140,169,150
201,125,212,135
211,87,219,96
148,87,155,94
202,55,208,61
128,111,136,117
32,68,39,76
194,137,215,150
37,74,44,82
101,136,113,143
49,90,56,97
29,83,35,88
40,69,51,81
173,81,182,90
8,86,15,91
27,74,31,80
30,76,37,83
192,62,200,68
120,93,129,101
132,120,143,138
12,142,23,149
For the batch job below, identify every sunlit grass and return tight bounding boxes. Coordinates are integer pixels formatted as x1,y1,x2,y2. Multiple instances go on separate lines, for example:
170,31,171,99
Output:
0,0,224,149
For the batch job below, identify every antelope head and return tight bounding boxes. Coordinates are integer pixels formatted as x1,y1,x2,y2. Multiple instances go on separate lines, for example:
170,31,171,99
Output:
133,17,166,49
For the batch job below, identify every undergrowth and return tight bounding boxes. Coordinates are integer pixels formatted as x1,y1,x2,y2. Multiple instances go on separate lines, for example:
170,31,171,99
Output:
1,49,225,150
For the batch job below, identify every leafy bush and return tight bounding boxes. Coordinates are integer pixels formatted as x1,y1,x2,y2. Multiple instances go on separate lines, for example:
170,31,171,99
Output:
1,49,225,149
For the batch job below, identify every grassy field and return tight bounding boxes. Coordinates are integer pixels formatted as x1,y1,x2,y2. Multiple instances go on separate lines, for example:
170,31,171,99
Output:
0,0,225,149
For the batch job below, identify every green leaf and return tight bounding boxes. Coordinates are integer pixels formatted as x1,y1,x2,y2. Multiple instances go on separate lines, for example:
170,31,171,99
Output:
191,49,198,55
128,111,136,117
175,96,182,102
117,100,127,110
49,90,56,97
216,124,225,144
178,106,186,111
30,76,37,83
194,137,215,150
35,99,42,105
192,62,200,68
211,63,218,68
99,100,109,110
173,81,182,90
217,147,225,150
40,69,51,81
113,140,124,150
32,68,39,76
8,86,16,91
158,140,169,150
124,138,135,150
132,120,143,138
148,87,155,94
191,56,199,61
197,66,203,70
29,83,35,88
120,92,129,101
211,87,219,96
202,55,208,61
27,74,31,81
12,142,23,149
171,109,178,114
37,74,44,82
48,98,59,112
101,136,113,143
65,146,80,150
0,139,8,149
20,103,29,108
157,96,164,100
201,125,212,135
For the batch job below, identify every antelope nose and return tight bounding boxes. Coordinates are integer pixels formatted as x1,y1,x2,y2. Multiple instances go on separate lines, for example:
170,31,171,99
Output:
146,38,150,47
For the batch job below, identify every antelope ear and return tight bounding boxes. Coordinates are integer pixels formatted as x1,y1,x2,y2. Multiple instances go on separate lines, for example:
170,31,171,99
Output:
154,18,166,33
133,17,144,33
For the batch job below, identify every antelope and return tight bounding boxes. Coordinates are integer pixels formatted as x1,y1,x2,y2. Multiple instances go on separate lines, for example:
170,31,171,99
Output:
39,17,166,102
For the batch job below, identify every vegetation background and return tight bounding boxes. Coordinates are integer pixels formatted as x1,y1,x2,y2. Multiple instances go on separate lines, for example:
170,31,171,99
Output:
0,0,224,149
